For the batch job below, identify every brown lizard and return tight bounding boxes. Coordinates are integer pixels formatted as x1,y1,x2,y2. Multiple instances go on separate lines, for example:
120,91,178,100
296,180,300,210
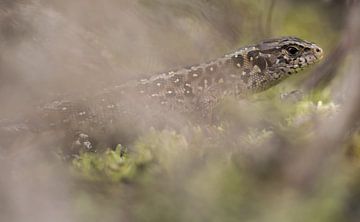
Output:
0,36,323,153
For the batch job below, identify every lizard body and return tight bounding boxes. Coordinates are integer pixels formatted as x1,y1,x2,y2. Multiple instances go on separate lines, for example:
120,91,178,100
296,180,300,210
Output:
0,36,323,151
132,36,323,113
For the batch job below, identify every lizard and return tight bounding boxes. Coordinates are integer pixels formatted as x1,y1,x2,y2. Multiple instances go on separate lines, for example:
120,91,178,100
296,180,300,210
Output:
0,36,323,153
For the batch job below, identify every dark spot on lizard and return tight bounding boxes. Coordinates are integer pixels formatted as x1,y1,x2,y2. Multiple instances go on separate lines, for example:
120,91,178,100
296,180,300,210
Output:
232,54,244,67
247,50,260,60
277,56,289,65
253,56,267,72
265,58,273,67
268,67,276,72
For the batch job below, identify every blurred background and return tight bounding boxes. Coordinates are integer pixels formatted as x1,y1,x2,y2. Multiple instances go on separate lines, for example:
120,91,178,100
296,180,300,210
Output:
0,0,359,222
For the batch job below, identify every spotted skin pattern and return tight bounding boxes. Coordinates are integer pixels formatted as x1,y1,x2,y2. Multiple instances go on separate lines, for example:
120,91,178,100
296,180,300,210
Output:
38,36,324,122
132,36,323,113
0,37,323,152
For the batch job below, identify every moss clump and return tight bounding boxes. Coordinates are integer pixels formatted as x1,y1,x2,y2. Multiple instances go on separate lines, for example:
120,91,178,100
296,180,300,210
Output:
72,144,152,182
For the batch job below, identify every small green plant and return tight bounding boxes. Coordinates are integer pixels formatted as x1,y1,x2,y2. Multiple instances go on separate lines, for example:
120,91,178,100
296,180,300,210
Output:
72,145,152,182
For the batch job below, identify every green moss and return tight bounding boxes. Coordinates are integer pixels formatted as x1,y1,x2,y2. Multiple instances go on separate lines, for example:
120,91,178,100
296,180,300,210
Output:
72,145,152,182
71,130,193,182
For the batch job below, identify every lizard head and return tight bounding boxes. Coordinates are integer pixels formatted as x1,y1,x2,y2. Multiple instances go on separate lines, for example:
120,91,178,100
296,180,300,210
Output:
231,36,324,93
257,36,323,79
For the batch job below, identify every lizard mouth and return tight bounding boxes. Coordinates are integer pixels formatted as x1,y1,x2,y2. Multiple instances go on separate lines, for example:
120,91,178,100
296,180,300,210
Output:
315,53,324,61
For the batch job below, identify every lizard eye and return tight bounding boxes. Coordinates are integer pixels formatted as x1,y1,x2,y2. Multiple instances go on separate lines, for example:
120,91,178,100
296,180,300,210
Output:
286,46,300,55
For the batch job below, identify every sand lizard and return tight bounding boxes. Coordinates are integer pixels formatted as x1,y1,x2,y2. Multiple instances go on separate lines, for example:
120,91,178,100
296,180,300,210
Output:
0,36,323,151
133,36,323,112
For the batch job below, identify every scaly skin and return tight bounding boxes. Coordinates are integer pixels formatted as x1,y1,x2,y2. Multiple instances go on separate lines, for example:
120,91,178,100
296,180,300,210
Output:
0,36,324,151
128,36,324,113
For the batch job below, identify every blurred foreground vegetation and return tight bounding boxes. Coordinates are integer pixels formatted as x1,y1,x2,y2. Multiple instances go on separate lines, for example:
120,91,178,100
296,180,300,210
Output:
68,1,360,222
1,0,360,222
71,90,359,222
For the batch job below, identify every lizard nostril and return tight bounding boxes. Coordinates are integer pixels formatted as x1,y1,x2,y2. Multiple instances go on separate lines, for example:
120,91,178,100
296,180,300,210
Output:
314,47,324,59
315,47,323,54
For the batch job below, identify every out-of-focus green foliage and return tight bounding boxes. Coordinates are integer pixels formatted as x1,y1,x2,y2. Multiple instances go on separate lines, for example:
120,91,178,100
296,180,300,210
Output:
72,145,151,182
72,91,341,180
71,93,357,222
2,0,359,222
